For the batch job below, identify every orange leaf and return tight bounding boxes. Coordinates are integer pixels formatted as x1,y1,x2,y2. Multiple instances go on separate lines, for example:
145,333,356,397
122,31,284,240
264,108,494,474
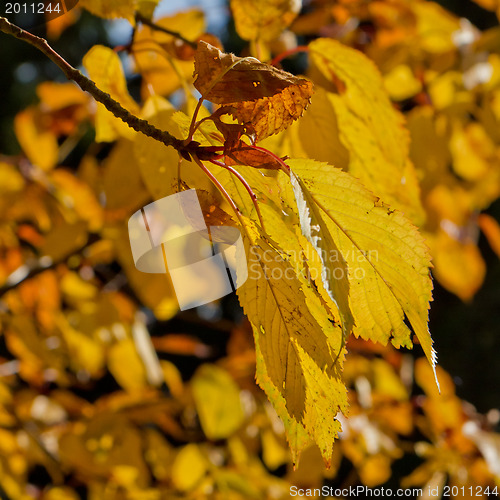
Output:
478,213,500,258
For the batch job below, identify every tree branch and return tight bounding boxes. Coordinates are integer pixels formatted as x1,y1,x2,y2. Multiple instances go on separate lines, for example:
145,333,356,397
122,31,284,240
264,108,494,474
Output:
135,13,198,49
0,16,185,152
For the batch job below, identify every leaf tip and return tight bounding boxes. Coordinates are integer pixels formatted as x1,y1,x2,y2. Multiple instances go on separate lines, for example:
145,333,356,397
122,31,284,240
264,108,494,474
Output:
431,347,441,394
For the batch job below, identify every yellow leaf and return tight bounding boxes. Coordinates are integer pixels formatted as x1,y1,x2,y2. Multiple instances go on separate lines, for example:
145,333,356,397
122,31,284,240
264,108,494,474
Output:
429,231,486,302
209,162,348,463
50,169,104,232
108,338,147,392
261,429,288,470
42,487,80,500
230,0,302,42
40,220,88,262
59,414,149,482
407,106,450,191
61,272,98,302
37,81,88,111
143,9,204,45
415,357,455,399
101,139,150,219
133,104,218,200
413,1,460,55
79,0,158,21
297,87,349,169
308,39,424,224
14,107,58,171
191,364,245,440
383,64,423,101
288,159,438,388
160,360,184,399
237,211,346,464
113,226,179,320
450,122,495,182
359,454,392,487
171,444,207,492
132,10,205,98
254,337,310,466
57,315,105,376
82,45,139,142
427,71,471,110
6,316,63,384
290,169,355,339
0,162,24,194
214,471,262,498
372,358,408,402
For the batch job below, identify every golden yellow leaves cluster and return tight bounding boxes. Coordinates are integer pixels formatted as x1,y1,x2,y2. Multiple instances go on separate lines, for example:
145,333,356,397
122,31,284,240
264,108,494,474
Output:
306,0,500,300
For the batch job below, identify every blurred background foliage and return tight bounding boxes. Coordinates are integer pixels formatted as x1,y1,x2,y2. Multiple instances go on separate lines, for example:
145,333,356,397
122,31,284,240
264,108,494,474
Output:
0,0,500,498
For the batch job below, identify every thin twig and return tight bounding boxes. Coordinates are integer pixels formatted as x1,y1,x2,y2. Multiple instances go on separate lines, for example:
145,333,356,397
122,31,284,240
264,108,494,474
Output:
191,155,245,228
209,159,266,231
135,12,198,50
0,16,184,152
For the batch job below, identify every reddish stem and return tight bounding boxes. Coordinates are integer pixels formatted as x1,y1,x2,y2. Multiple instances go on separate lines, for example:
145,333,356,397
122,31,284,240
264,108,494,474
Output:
270,45,309,67
192,154,243,223
250,145,290,174
209,159,266,231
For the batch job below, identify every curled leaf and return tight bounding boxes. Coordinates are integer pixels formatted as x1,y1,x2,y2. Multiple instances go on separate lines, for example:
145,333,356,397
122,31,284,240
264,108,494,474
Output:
193,41,313,140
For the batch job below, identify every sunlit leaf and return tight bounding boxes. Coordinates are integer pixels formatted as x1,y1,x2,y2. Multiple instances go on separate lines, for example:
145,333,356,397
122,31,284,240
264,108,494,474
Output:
171,444,207,491
14,107,58,171
308,38,424,223
83,45,140,142
237,211,346,465
132,10,205,98
230,0,302,42
108,337,149,392
80,0,159,21
191,364,245,439
288,159,437,387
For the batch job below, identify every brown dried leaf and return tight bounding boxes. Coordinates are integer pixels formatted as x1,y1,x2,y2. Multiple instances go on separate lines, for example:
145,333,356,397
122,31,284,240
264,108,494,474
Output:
179,184,236,230
212,116,283,169
227,83,312,141
194,41,307,103
193,41,312,140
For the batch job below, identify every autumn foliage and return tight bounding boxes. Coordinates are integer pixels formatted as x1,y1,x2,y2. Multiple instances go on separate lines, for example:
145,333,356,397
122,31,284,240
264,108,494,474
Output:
0,0,499,498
